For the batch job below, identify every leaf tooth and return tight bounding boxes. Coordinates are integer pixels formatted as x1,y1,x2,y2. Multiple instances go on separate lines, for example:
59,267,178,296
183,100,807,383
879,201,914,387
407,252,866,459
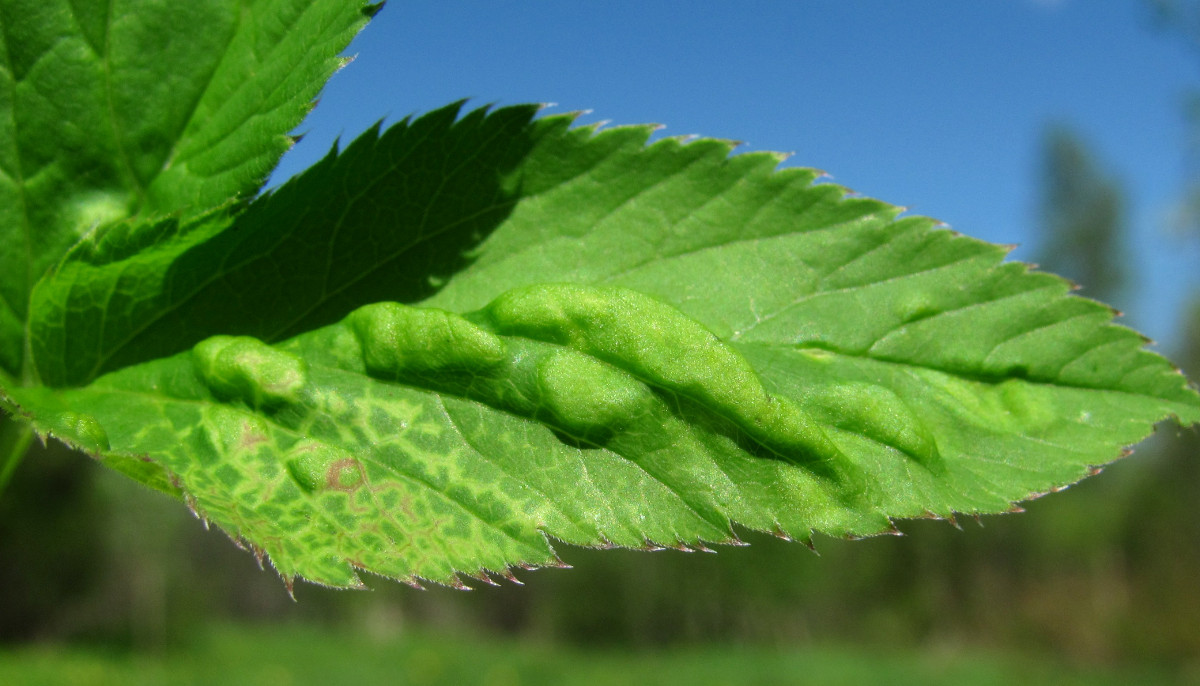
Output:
945,514,963,531
547,557,572,569
668,540,695,553
283,576,296,601
880,521,904,537
799,537,819,556
468,570,501,587
639,539,666,552
662,134,700,145
401,577,426,591
445,576,472,592
594,535,618,550
1006,504,1027,514
692,541,717,554
769,523,793,542
183,494,209,530
251,546,267,569
501,568,524,586
720,530,748,546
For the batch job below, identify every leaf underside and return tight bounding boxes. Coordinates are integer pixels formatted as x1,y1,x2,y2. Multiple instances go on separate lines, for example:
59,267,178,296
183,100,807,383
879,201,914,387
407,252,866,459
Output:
8,105,1199,590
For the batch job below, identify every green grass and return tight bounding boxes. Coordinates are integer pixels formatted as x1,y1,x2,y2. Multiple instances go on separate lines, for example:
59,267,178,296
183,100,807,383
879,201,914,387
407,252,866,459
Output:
1,624,1196,686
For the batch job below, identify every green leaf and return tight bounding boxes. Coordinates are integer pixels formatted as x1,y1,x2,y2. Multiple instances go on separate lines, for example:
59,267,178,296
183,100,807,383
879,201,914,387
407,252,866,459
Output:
12,113,1200,587
0,0,377,378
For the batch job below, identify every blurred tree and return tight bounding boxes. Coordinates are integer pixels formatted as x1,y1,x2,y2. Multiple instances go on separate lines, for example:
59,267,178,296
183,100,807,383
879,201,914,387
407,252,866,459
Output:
1149,0,1200,45
1035,126,1127,306
0,437,106,642
1149,0,1200,235
1114,300,1200,661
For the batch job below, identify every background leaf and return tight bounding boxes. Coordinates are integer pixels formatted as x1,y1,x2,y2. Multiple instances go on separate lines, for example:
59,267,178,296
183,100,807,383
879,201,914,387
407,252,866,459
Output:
0,0,377,379
31,103,546,386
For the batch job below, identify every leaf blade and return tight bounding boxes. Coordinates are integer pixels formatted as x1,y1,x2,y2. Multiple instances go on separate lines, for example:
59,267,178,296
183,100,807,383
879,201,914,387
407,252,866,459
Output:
18,105,1200,587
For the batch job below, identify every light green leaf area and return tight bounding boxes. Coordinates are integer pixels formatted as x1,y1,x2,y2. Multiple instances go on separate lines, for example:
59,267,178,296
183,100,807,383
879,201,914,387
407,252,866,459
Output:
0,0,377,378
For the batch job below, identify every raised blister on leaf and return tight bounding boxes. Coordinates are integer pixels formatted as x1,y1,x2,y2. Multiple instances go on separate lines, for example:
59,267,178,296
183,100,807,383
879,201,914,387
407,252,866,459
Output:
49,411,111,453
803,382,943,472
285,439,365,494
193,335,308,408
348,302,507,379
485,284,855,480
535,349,656,442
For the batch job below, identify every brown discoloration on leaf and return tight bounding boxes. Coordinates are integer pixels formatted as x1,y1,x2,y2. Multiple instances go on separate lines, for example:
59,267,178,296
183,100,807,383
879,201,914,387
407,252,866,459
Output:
325,457,366,492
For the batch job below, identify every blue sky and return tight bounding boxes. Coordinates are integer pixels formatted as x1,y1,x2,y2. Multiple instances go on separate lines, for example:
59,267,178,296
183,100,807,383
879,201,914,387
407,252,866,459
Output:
273,0,1200,350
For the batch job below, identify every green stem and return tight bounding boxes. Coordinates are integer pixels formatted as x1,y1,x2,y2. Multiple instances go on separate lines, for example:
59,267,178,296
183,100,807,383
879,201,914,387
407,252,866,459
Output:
0,415,34,503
